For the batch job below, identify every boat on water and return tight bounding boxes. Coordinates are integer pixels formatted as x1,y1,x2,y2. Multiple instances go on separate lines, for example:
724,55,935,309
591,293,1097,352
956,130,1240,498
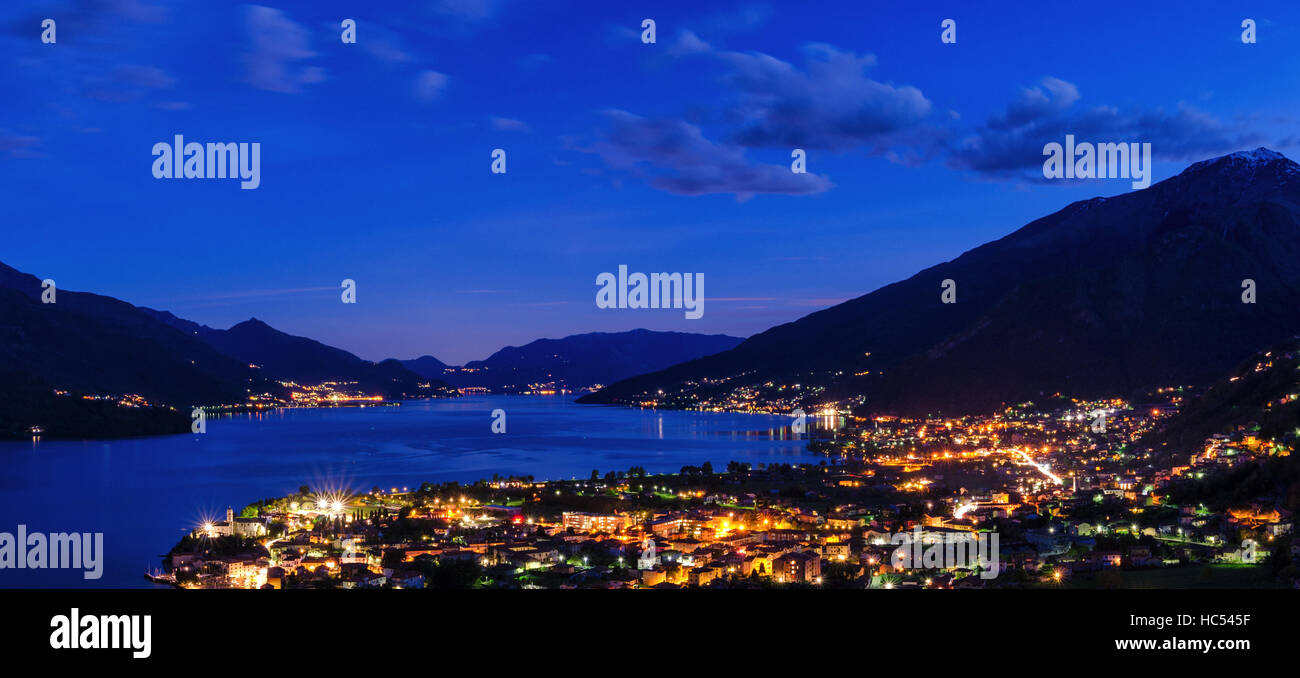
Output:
143,571,178,587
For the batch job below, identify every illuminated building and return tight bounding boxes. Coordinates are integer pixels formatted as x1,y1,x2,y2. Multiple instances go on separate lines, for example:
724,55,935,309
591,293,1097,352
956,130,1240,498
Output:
562,512,633,533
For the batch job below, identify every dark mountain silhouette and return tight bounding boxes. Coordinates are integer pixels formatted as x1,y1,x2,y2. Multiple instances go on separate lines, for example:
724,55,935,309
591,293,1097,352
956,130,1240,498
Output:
400,355,449,379
1148,336,1300,511
581,148,1300,415
442,329,744,391
0,261,267,406
1140,335,1300,459
0,257,455,417
144,314,456,400
0,370,190,440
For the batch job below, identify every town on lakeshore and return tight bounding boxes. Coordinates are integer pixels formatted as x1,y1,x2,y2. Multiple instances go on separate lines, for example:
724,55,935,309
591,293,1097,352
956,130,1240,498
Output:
161,380,1298,590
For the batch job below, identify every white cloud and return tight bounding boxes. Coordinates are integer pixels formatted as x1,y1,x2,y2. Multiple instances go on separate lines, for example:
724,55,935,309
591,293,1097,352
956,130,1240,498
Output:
489,116,530,132
413,70,449,102
242,5,322,94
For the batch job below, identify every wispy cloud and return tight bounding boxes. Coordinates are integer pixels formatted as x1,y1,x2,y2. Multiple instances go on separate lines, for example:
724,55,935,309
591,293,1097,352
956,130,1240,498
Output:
82,64,175,101
432,0,501,24
241,5,323,93
413,69,449,102
357,22,415,64
0,131,40,158
179,285,338,301
5,0,177,107
695,3,773,34
592,109,832,200
489,116,530,132
667,30,711,57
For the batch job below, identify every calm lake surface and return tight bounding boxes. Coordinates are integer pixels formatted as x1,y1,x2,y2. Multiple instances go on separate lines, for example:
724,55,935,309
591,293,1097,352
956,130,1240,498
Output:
0,396,815,588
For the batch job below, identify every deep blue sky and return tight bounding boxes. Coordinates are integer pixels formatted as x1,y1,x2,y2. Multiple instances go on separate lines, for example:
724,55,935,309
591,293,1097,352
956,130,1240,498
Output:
4,1,1298,364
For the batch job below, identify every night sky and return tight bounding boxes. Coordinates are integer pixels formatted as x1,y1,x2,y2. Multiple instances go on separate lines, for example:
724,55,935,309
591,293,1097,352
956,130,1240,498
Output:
4,0,1297,363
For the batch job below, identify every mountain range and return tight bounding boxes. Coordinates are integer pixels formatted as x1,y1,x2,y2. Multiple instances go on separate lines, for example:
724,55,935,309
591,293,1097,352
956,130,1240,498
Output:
9,147,1300,435
0,261,267,407
581,148,1300,416
400,355,449,378
417,329,744,391
143,312,455,400
0,258,743,437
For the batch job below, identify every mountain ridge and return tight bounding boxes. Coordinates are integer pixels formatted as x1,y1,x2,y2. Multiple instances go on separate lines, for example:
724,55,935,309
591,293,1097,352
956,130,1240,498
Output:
580,147,1300,415
142,312,456,400
0,261,269,407
436,328,744,391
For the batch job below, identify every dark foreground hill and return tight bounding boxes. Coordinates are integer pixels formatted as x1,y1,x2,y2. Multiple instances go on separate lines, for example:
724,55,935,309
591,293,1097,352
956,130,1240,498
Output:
0,370,190,440
0,262,266,407
1140,336,1300,459
0,259,455,420
1145,336,1300,513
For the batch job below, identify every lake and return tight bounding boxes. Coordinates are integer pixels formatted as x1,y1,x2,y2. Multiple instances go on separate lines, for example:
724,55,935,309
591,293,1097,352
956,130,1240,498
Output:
0,395,817,588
